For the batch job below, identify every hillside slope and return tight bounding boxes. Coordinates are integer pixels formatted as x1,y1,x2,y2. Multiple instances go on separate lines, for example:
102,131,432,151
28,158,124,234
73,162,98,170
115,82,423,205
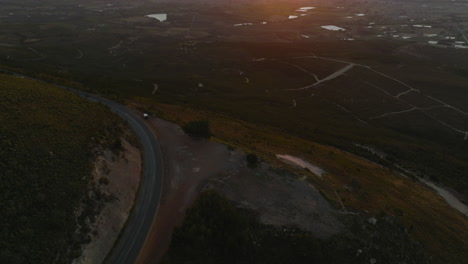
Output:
0,74,127,264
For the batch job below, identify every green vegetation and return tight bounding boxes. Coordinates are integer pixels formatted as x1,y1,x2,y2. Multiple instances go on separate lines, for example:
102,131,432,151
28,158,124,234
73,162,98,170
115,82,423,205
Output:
0,74,125,264
1,1,467,262
163,190,429,264
142,102,468,264
182,120,212,138
0,0,466,202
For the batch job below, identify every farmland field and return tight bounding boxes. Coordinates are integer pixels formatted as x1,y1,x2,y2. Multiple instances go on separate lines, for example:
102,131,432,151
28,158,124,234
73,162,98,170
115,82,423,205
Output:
1,0,467,198
0,0,467,263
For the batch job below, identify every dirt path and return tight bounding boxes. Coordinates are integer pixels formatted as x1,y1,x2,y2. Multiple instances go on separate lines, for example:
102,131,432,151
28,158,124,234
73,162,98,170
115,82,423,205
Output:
136,117,343,263
458,25,468,43
136,118,244,264
420,179,468,217
330,101,369,125
426,95,468,116
109,41,123,50
272,59,320,82
286,63,355,91
364,81,468,139
284,56,468,140
370,107,417,119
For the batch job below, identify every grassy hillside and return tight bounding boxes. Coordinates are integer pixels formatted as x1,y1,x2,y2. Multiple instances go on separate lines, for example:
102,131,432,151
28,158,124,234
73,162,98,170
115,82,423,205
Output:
0,74,125,264
138,101,467,264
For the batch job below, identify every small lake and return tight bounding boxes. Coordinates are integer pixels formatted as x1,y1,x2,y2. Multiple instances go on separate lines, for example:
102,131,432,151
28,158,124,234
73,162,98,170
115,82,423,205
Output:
413,24,431,28
296,7,316,12
234,23,253,26
321,25,346,31
146,13,167,22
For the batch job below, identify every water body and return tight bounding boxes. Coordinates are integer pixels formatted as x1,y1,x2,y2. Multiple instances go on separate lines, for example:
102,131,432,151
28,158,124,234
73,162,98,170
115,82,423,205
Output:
321,25,346,31
234,23,253,26
146,13,167,22
296,7,316,12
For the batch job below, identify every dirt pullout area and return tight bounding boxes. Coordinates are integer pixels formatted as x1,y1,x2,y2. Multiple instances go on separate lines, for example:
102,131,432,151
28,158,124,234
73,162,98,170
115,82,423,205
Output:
73,138,141,264
136,117,342,264
206,164,342,239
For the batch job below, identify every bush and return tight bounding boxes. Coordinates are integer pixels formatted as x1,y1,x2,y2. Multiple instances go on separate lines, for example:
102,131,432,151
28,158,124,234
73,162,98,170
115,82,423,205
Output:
99,177,110,185
246,153,258,168
182,120,211,138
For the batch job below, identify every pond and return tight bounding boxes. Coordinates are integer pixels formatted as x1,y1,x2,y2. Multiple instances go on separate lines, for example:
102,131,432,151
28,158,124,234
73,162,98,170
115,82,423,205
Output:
296,7,315,12
321,25,346,31
146,13,167,22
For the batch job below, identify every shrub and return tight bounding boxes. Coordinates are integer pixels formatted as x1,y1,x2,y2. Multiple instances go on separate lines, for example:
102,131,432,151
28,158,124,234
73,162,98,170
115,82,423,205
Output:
99,177,110,185
182,120,211,138
246,153,258,168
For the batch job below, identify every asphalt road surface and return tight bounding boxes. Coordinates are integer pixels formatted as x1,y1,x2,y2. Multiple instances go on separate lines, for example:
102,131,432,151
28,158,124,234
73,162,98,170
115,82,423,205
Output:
61,87,164,264
1,70,164,264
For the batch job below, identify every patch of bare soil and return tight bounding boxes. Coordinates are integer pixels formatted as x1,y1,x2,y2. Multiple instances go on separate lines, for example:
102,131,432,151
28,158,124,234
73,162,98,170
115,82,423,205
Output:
206,164,343,239
136,117,242,264
73,138,141,264
136,117,341,264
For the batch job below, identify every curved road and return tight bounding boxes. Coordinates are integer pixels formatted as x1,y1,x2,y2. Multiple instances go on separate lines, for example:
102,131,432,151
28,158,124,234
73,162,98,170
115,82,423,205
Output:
77,92,164,264
1,70,164,264
58,86,164,264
